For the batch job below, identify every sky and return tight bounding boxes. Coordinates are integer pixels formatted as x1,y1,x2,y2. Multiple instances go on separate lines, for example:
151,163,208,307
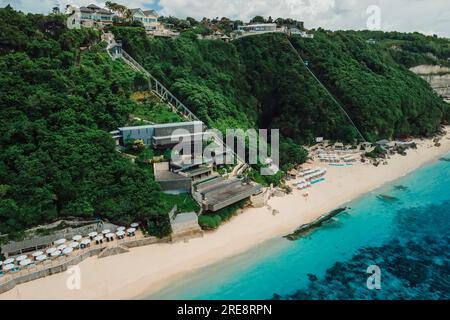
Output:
2,0,450,37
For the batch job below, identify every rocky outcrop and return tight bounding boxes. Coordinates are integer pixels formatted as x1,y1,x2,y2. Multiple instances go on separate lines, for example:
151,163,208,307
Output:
410,65,450,101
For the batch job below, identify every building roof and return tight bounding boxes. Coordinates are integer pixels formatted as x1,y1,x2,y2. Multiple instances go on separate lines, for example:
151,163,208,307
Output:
79,5,112,15
96,8,113,15
80,6,93,13
241,23,277,28
129,8,144,15
87,4,101,10
143,9,158,17
154,170,190,182
119,121,203,131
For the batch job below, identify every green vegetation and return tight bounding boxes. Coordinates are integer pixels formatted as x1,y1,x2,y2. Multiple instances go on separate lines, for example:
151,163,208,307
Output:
0,8,194,238
198,200,247,230
1,8,449,236
112,25,449,159
132,96,184,124
159,193,200,213
355,30,450,68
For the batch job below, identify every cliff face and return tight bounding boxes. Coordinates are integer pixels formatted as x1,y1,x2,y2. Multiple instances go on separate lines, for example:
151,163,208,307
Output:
410,65,450,103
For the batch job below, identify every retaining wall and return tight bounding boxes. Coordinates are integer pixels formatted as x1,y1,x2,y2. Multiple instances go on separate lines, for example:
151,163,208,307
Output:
0,235,171,295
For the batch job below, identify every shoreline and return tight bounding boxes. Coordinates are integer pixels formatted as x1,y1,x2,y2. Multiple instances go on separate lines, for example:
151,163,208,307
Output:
1,130,450,300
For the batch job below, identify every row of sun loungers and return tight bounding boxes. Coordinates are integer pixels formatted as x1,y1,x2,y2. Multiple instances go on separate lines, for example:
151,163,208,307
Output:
0,223,139,274
293,179,311,190
299,168,327,181
294,167,327,189
318,153,358,163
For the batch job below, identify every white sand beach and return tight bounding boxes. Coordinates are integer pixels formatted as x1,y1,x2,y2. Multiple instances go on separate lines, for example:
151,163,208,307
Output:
1,130,450,300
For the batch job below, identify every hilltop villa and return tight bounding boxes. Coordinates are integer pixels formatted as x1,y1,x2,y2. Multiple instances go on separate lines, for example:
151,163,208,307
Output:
129,8,160,33
66,4,114,29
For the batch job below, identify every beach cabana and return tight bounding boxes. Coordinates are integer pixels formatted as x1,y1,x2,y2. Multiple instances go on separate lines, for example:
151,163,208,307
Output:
72,235,82,241
46,248,57,256
15,255,27,263
94,235,104,245
80,239,91,249
32,251,44,260
88,232,98,240
19,258,32,267
62,247,73,255
50,250,61,258
54,238,66,245
68,242,79,249
3,264,15,272
116,230,125,240
127,228,136,237
36,255,47,262
4,258,15,265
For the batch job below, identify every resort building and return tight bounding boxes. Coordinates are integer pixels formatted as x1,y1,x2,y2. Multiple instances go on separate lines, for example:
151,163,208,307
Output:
237,23,278,33
199,31,231,42
192,177,261,212
112,121,206,149
171,155,217,182
153,162,192,193
66,4,114,29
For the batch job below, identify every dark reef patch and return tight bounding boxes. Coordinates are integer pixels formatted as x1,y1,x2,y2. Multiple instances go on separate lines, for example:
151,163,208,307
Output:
376,194,400,203
393,185,409,191
285,208,348,241
273,201,450,300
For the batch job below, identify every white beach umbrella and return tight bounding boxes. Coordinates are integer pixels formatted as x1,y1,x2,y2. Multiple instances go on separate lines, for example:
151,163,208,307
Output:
80,239,91,245
50,250,61,257
101,229,111,235
4,258,14,265
36,255,47,262
19,259,32,267
105,233,114,239
127,228,136,233
72,235,82,241
62,247,73,255
116,230,125,237
93,235,104,242
0,261,2,266
46,247,57,255
32,251,44,257
69,242,79,249
130,223,139,228
88,232,98,238
57,244,67,251
54,238,66,245
15,255,27,262
3,264,15,271
116,226,125,232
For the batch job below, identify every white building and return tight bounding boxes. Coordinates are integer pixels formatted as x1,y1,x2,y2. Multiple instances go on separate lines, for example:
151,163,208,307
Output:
66,4,114,29
129,8,160,34
237,23,277,33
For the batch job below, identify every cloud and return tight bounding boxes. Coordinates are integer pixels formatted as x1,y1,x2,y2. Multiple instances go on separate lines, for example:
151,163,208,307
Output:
3,0,450,37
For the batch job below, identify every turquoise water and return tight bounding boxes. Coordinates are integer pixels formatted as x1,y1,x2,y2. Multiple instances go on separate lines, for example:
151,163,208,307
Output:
149,154,450,300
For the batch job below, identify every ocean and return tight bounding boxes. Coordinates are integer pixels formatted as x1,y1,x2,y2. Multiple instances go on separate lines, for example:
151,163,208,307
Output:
148,154,450,300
